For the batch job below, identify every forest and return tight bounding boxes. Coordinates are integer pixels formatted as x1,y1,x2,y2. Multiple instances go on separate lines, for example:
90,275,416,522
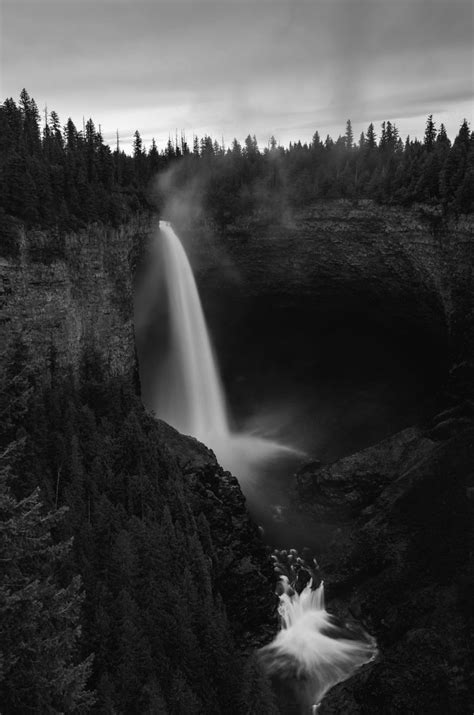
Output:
0,89,473,256
1,89,473,713
1,338,278,713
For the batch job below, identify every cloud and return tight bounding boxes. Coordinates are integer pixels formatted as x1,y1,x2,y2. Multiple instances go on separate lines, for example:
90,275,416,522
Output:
1,0,472,149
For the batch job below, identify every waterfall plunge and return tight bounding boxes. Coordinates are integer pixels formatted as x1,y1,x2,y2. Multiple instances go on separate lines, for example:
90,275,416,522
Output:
154,220,294,474
260,576,377,710
151,222,377,710
156,220,228,442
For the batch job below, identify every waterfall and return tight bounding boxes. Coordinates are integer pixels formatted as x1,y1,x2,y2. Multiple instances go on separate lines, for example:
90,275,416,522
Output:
156,220,229,442
260,576,377,710
153,220,295,474
151,222,377,710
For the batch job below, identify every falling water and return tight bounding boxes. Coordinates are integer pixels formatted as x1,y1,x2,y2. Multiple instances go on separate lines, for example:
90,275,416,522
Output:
260,575,377,710
157,220,228,442
152,222,376,710
154,220,296,473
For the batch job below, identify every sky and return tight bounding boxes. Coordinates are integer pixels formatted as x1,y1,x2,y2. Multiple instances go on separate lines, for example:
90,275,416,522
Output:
1,0,472,153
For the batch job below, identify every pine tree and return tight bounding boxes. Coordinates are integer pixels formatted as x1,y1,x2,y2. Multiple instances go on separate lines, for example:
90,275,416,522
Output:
149,138,160,172
436,123,451,148
424,114,437,151
133,130,143,158
440,119,471,203
65,117,78,152
366,122,377,150
0,453,94,713
345,119,354,149
19,88,41,154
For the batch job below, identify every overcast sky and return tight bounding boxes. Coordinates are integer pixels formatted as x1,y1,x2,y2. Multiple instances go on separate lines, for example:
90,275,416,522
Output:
1,0,472,152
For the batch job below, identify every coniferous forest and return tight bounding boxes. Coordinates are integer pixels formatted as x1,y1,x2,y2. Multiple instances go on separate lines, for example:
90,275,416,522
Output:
0,89,473,257
1,88,473,713
1,339,278,713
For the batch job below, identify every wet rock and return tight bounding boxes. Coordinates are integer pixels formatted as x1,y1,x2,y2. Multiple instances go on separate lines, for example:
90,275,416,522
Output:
295,427,433,522
297,424,474,712
321,629,450,714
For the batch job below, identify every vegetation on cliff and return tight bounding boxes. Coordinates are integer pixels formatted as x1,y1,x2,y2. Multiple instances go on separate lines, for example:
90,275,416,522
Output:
0,338,277,713
0,90,473,256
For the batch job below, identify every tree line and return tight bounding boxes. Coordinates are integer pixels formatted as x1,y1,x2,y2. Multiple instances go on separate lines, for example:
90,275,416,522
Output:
0,89,472,250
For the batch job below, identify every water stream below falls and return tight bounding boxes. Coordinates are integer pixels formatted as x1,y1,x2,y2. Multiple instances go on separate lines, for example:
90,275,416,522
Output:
136,220,377,710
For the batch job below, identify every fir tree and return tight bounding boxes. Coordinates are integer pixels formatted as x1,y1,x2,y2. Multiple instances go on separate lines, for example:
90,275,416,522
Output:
0,453,94,713
424,114,437,151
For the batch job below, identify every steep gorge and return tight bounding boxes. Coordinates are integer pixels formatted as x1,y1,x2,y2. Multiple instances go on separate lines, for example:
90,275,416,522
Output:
171,199,474,711
2,199,473,711
0,215,276,712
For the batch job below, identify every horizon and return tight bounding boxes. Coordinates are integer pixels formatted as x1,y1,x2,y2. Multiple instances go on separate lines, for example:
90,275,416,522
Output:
1,85,471,156
1,0,472,154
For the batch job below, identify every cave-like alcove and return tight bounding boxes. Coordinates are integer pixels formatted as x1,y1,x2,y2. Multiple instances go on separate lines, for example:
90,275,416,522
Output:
197,276,449,462
134,235,449,463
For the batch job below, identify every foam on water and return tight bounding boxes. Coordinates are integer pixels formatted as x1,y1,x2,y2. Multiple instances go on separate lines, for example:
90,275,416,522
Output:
260,576,377,709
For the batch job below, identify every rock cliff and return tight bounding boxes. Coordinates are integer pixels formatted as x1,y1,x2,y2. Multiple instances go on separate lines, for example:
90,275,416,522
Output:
1,215,150,376
187,199,473,400
304,412,474,713
3,202,473,711
179,200,473,710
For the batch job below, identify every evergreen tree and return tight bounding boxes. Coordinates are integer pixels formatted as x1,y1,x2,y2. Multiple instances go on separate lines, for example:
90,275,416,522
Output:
19,88,41,154
436,123,451,148
0,88,472,232
0,453,94,713
424,114,437,151
133,130,143,158
345,119,354,149
365,122,377,150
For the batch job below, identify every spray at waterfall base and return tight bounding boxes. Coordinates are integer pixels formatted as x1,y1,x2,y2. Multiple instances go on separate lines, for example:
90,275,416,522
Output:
259,551,377,710
153,222,377,708
155,220,297,468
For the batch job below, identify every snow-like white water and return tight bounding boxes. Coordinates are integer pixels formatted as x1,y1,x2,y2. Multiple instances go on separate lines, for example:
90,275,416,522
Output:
260,576,377,709
155,220,295,473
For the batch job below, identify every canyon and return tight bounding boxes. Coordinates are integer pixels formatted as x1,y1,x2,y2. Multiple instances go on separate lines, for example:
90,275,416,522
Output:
2,199,473,711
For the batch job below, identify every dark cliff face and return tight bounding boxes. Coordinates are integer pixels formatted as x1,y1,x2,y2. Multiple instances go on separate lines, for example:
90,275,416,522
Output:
175,200,474,710
302,414,474,713
189,200,472,337
166,201,471,464
188,199,472,389
1,217,149,376
5,203,472,710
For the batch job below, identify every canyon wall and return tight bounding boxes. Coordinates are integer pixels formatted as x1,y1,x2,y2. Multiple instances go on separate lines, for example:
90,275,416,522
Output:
1,215,150,375
2,202,473,711
182,200,474,710
188,199,473,396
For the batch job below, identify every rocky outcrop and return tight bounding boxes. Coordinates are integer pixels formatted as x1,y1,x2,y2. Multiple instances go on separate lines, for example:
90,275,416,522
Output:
0,215,151,376
153,419,275,644
295,406,474,712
